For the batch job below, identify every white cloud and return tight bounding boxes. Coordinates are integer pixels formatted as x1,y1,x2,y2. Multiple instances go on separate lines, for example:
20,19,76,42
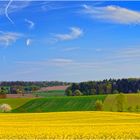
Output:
25,19,35,29
95,48,103,52
5,0,14,24
53,27,83,41
62,47,80,52
26,38,32,46
82,5,140,24
0,31,22,46
50,58,73,65
0,1,30,24
116,47,140,59
0,1,30,15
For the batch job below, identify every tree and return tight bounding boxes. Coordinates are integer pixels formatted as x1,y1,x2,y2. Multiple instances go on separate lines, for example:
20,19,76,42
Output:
95,100,103,111
0,104,12,112
0,87,8,94
137,90,140,94
73,90,82,96
113,90,119,94
66,90,72,96
0,87,8,98
135,105,140,112
106,83,112,94
127,106,133,112
16,86,24,96
116,93,127,112
90,88,96,95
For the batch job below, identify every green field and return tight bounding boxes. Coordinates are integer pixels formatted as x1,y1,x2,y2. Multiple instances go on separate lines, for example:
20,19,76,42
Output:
104,94,140,112
0,93,140,113
33,90,65,97
13,95,106,113
0,98,33,109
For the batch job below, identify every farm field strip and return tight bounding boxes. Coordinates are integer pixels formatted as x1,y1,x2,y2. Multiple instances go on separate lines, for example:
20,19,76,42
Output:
0,111,140,139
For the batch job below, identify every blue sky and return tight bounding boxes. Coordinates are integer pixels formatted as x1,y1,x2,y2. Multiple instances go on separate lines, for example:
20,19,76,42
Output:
0,1,140,82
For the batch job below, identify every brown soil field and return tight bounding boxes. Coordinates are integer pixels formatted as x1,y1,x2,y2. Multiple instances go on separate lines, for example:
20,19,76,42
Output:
38,85,69,92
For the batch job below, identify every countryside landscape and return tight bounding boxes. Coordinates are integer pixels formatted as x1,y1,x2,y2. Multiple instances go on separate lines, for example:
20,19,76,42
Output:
0,0,140,139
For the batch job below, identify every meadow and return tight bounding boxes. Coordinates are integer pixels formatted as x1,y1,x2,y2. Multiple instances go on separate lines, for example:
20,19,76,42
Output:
0,111,140,139
33,90,65,97
13,95,106,112
0,98,32,109
104,94,140,112
0,93,140,113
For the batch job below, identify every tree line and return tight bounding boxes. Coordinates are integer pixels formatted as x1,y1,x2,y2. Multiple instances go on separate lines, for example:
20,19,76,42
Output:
0,81,69,87
65,78,140,96
0,81,70,94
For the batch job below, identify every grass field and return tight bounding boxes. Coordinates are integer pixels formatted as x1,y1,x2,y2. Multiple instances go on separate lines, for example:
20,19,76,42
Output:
0,111,140,139
104,94,140,112
0,93,140,113
33,90,65,97
0,98,33,109
13,95,106,112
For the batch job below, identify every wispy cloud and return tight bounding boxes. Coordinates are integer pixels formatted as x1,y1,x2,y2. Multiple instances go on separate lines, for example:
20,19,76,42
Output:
15,58,107,69
82,4,140,24
0,31,22,46
41,1,80,12
50,58,73,66
62,47,80,52
26,38,32,46
5,0,14,24
116,47,140,59
25,19,35,29
0,1,30,23
53,27,83,42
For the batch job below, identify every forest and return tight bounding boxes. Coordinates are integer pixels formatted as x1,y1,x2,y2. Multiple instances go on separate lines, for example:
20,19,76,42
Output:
65,78,140,96
0,81,69,94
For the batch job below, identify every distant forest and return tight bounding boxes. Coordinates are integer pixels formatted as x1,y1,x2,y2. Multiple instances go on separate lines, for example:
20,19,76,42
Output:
0,81,69,87
0,81,70,94
66,78,140,96
1,78,140,95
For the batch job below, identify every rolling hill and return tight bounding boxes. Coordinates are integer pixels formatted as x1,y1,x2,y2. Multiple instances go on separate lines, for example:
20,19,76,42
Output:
13,95,106,113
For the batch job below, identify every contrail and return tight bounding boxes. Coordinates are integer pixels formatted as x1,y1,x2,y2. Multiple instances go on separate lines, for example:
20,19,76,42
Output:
5,0,14,24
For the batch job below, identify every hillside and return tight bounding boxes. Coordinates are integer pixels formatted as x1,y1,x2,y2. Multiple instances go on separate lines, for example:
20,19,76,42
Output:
13,95,106,113
0,93,140,113
104,94,140,111
0,98,33,109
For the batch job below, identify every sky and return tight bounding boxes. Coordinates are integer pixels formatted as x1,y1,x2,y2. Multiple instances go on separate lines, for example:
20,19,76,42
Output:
0,1,140,82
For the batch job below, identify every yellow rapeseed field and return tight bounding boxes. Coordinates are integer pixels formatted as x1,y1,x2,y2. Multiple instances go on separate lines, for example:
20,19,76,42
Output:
0,111,140,139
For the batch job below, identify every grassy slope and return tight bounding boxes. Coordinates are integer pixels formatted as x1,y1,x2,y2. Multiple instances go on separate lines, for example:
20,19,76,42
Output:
33,90,65,97
104,94,140,111
0,98,33,109
13,95,106,113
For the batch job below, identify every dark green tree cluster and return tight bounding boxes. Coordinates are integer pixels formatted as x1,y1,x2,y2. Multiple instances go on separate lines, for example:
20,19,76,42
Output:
66,78,140,96
0,87,8,95
0,81,70,87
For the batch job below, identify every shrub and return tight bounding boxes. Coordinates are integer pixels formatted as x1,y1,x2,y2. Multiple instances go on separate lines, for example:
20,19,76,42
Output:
116,93,127,112
135,105,140,112
127,106,133,112
113,90,119,94
66,90,72,96
73,90,82,96
0,104,12,112
95,100,103,111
